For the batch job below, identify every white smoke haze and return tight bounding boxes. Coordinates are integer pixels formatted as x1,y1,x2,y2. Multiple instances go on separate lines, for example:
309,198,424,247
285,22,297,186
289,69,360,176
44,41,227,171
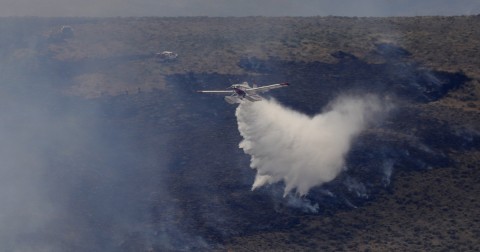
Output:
382,159,394,186
1,0,479,17
285,195,319,213
236,95,389,197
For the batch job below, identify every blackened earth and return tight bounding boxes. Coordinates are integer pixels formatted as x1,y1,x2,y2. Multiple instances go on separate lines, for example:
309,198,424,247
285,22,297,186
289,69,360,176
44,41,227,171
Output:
93,46,476,250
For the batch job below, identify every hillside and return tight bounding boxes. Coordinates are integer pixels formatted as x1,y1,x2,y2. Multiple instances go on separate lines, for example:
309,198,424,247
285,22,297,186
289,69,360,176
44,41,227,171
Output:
0,16,479,251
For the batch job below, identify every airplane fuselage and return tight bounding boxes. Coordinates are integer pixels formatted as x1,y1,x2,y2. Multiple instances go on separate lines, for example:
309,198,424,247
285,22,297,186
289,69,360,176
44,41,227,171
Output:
197,81,288,104
233,87,247,97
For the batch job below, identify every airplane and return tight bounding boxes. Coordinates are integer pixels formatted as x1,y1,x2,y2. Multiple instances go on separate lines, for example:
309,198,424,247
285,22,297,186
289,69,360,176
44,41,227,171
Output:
197,81,289,104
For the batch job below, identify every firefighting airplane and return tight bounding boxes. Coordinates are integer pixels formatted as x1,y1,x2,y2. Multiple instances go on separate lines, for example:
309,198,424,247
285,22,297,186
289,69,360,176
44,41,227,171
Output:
197,81,289,104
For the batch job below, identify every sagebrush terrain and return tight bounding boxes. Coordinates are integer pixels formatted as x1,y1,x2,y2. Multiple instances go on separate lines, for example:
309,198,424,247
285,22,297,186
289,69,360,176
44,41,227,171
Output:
0,16,479,251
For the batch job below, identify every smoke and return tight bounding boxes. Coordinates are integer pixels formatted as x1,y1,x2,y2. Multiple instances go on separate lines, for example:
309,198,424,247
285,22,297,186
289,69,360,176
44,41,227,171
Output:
236,95,389,197
285,195,319,213
1,0,479,17
381,159,394,186
0,19,204,251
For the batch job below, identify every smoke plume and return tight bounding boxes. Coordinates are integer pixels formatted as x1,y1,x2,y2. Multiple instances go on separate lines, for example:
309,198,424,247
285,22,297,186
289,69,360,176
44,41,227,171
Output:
236,95,388,197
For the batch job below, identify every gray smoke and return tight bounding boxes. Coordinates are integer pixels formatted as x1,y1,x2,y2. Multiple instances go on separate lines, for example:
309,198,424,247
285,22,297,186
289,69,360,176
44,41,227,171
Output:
1,0,479,17
236,95,389,197
0,20,190,251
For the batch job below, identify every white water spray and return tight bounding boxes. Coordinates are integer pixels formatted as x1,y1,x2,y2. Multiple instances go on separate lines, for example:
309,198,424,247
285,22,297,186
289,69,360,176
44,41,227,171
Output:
236,95,387,196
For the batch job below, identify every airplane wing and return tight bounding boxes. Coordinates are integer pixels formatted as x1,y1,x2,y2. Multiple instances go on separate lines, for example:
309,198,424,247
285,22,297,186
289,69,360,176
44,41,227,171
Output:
197,90,234,94
244,93,263,102
246,82,289,93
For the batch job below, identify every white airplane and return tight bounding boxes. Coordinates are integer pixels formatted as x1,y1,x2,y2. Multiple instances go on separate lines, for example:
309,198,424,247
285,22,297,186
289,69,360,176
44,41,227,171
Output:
197,81,289,104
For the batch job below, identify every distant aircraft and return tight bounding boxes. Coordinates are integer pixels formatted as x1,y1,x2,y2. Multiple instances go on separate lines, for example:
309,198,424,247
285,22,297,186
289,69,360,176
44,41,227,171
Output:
197,81,289,104
155,51,178,62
